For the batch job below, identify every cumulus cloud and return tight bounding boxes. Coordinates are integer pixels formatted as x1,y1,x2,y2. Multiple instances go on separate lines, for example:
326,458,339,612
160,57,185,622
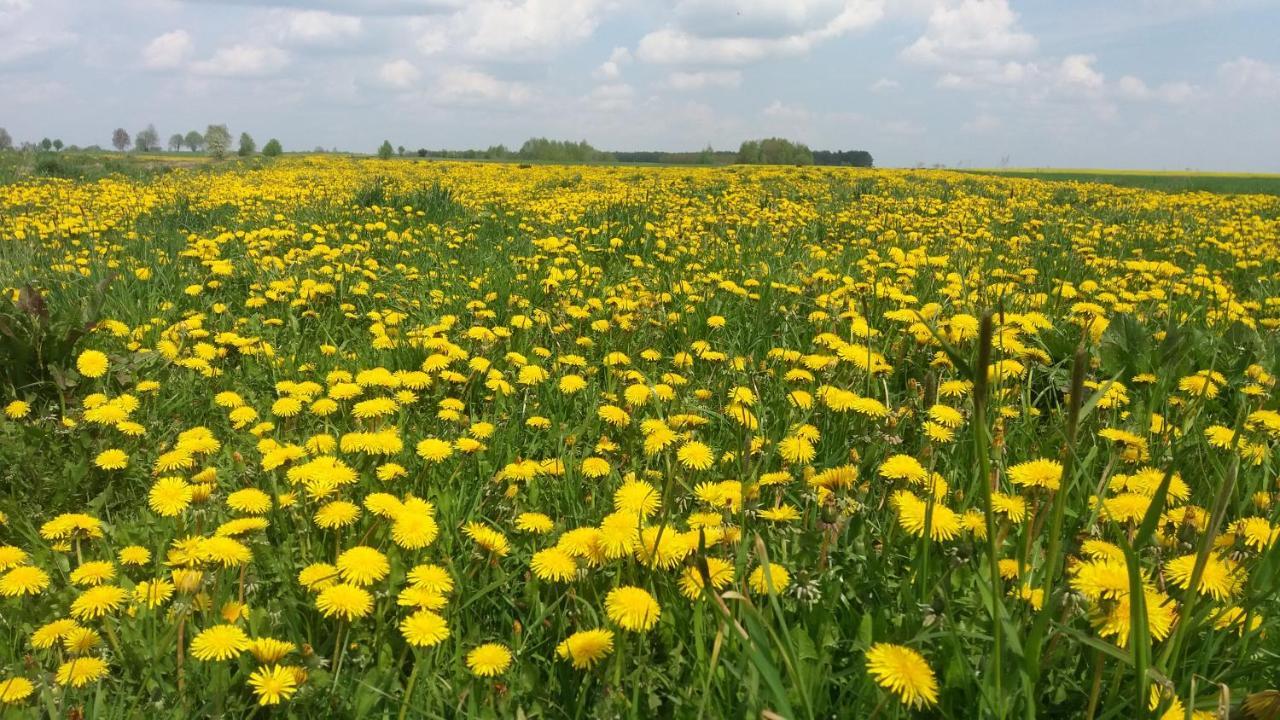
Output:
666,70,742,90
587,83,635,111
1116,75,1197,103
414,0,606,60
191,44,290,77
189,0,463,14
1056,54,1104,93
278,10,362,47
433,66,531,106
378,58,419,89
1219,56,1280,98
0,0,77,66
594,47,631,80
902,0,1036,66
762,99,810,120
636,0,882,65
672,0,848,39
142,29,194,70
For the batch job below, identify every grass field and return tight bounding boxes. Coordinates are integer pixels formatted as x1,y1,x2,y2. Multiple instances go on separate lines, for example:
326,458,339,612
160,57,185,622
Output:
1,157,1279,718
960,167,1280,196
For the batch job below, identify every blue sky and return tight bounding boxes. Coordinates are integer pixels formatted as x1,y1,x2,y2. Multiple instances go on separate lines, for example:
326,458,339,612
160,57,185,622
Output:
2,0,1278,169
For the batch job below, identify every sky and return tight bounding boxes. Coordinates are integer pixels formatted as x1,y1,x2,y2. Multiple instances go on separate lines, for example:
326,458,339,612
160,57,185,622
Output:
2,0,1279,169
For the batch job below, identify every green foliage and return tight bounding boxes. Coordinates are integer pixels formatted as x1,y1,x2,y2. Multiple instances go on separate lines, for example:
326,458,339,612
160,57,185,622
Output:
0,279,111,399
237,132,256,157
262,138,283,157
378,140,395,160
737,137,815,165
517,137,610,162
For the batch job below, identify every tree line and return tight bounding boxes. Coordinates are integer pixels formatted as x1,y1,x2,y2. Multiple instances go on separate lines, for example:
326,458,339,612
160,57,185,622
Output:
389,137,873,167
0,125,282,159
1,127,870,168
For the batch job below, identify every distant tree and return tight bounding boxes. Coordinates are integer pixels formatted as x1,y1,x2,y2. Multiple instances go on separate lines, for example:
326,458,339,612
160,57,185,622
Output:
811,149,873,167
112,128,130,151
40,138,52,151
237,132,256,157
378,140,394,159
396,145,405,157
166,134,182,152
52,139,63,151
262,138,282,157
416,148,428,157
736,137,813,165
517,137,608,162
0,128,11,151
205,124,231,159
314,146,326,154
135,124,160,152
184,130,203,152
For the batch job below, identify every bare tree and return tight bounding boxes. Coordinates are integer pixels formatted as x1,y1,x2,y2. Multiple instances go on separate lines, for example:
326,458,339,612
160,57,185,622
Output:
112,128,130,152
135,124,160,152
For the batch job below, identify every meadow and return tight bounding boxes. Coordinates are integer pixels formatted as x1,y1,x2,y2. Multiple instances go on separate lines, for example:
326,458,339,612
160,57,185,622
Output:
1,157,1279,719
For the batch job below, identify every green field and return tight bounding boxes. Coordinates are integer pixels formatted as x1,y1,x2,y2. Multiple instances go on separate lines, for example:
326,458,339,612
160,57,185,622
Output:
960,168,1280,196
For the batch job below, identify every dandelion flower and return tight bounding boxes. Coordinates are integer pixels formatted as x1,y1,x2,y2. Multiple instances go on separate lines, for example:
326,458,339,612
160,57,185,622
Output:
556,629,614,669
677,441,715,471
316,583,373,621
466,643,512,677
1008,459,1063,491
605,586,660,632
149,477,192,517
0,676,34,704
190,624,251,661
77,350,109,378
400,610,450,647
0,566,50,597
94,449,128,470
336,546,389,586
865,643,939,709
748,563,791,595
55,656,109,687
407,564,453,594
70,585,128,620
249,664,298,705
3,401,31,420
531,547,577,582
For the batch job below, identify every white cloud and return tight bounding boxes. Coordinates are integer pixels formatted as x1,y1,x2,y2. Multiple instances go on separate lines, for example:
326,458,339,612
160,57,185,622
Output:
588,83,634,111
595,46,631,80
1219,56,1280,98
902,0,1035,66
672,0,848,39
378,59,419,89
190,0,464,13
1056,54,1104,93
433,67,531,106
278,10,362,46
636,0,882,65
142,29,193,70
414,0,606,60
667,70,742,90
962,112,1001,132
0,0,76,66
870,77,899,92
191,44,290,77
1117,75,1197,103
762,99,810,120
